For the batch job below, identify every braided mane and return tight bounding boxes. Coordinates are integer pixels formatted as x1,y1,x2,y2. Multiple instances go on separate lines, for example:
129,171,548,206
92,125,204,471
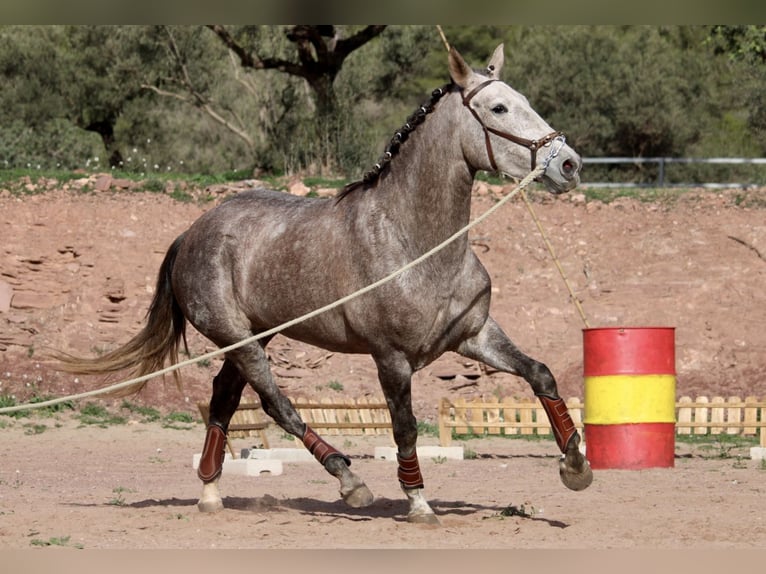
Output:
336,82,455,201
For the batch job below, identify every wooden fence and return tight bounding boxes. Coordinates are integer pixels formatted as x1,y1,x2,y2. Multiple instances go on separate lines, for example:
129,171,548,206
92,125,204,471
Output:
198,396,393,457
438,396,766,448
288,396,392,438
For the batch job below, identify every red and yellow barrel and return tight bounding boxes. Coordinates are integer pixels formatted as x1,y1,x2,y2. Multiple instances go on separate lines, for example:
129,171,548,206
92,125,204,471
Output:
583,327,676,469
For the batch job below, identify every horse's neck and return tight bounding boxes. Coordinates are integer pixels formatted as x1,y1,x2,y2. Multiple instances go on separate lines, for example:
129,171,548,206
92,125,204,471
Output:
372,94,475,246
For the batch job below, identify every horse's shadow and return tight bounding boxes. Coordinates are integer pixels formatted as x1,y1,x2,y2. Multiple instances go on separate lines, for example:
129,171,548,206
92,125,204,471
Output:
124,496,568,527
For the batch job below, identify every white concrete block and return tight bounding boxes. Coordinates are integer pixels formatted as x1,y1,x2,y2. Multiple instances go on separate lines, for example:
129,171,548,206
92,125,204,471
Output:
241,448,315,462
750,447,766,460
374,445,464,461
192,453,283,476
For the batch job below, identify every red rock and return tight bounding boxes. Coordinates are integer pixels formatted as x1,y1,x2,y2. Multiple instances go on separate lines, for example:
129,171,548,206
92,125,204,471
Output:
94,175,113,191
0,280,12,312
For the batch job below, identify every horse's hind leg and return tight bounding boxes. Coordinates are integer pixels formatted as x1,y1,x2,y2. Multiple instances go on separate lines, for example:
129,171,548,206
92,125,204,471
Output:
376,354,440,525
457,317,593,491
197,359,247,513
229,342,374,508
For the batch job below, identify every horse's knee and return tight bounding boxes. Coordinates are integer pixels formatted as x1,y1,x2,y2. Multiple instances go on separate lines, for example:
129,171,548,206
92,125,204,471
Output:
527,361,557,396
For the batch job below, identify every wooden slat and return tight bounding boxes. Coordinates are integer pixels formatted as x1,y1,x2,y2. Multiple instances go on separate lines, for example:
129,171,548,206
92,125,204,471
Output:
321,397,338,436
346,396,364,436
369,396,393,436
536,405,551,436
677,396,693,435
695,396,709,435
519,400,534,435
454,397,469,435
502,396,519,436
439,398,452,446
726,396,742,435
743,396,759,436
436,396,765,441
485,396,501,435
710,396,725,435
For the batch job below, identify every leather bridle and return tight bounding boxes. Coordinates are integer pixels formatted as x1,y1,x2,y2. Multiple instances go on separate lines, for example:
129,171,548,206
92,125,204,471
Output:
462,79,563,173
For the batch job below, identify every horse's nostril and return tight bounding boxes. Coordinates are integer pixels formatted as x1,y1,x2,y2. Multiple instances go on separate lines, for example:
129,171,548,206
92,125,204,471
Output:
562,159,575,176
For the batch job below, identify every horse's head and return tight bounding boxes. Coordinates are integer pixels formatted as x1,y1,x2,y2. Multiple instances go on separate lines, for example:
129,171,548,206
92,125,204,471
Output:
449,44,581,194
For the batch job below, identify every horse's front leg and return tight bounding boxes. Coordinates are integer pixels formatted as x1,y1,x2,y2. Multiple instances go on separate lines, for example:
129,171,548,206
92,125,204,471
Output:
457,317,593,491
376,354,440,525
300,424,373,508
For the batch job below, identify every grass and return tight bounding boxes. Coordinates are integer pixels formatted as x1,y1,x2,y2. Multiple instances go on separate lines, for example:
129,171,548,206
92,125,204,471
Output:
77,403,127,427
0,168,87,185
120,401,161,422
161,411,195,430
1,393,200,431
450,429,551,442
5,166,765,214
327,380,344,392
0,394,76,419
579,186,683,204
301,176,349,189
30,535,83,549
23,423,48,435
0,167,254,200
417,420,439,437
675,432,758,459
108,486,134,506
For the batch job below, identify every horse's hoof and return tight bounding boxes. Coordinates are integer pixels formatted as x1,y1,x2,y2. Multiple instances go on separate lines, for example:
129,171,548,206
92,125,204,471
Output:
342,484,374,508
197,498,224,513
407,512,441,526
559,459,594,491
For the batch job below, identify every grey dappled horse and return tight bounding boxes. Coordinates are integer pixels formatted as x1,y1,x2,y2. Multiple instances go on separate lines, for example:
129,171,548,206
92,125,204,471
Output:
59,44,592,524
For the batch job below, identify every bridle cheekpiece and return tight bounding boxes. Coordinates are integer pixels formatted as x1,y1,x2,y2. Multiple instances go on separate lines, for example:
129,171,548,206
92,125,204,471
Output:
461,79,564,174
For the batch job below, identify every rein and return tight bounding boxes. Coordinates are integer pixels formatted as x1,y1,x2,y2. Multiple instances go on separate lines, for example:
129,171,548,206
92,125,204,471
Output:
462,79,563,173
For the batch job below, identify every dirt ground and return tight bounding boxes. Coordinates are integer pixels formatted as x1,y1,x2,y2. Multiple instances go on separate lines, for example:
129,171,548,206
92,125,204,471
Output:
1,415,765,550
1,175,765,549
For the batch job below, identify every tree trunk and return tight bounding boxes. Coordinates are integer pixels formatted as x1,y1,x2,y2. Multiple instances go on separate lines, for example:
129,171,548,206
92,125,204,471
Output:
85,119,124,169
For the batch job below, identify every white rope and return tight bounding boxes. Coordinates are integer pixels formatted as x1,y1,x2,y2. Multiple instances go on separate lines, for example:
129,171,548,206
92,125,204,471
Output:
0,166,545,415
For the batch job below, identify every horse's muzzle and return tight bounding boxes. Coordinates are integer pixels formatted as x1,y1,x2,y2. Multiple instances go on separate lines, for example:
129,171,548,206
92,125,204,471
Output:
541,151,581,194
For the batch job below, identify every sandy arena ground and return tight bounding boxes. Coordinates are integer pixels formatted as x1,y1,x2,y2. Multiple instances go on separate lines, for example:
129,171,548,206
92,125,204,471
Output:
1,178,765,551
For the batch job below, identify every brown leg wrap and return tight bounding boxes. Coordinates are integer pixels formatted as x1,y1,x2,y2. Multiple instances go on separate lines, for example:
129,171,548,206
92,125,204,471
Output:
538,395,577,453
302,425,351,467
397,451,425,489
198,424,227,482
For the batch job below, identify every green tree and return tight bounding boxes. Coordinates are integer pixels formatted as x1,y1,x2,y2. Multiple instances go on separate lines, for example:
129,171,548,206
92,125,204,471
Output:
0,25,168,169
60,26,167,167
200,25,386,171
709,25,766,63
208,25,387,119
708,25,766,151
502,26,721,159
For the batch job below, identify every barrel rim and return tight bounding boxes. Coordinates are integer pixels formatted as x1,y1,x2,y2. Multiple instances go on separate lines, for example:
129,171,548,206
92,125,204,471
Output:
582,326,676,333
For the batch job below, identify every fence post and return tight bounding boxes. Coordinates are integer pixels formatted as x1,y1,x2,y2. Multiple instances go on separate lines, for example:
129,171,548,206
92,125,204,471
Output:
438,398,452,447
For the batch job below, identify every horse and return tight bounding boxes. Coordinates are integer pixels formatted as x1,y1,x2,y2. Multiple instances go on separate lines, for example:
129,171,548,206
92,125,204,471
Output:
57,43,592,524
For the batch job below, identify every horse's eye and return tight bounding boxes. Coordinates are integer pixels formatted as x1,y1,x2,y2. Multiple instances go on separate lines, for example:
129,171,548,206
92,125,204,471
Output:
491,104,507,114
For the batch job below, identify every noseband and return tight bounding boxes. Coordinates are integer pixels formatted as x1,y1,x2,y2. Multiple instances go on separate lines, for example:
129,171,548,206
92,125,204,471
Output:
462,79,563,173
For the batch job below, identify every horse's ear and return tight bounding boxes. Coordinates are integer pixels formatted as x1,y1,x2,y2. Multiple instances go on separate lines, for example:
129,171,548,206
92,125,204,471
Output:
486,43,504,79
448,46,473,88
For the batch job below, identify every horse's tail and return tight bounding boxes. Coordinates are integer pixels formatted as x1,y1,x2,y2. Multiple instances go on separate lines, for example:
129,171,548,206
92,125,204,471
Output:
55,233,188,397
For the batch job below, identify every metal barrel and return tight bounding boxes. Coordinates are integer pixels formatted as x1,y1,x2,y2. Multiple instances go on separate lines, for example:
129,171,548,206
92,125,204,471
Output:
583,327,676,469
